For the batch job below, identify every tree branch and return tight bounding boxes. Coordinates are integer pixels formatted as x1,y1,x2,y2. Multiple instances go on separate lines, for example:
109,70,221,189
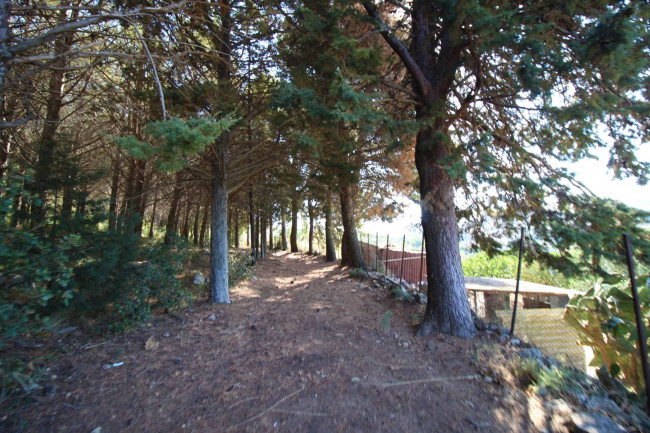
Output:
361,1,432,101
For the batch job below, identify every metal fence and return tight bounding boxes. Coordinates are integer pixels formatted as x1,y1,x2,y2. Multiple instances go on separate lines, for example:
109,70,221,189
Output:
359,234,426,286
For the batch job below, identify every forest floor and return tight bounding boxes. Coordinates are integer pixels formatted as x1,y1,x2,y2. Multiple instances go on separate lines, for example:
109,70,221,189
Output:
5,251,546,433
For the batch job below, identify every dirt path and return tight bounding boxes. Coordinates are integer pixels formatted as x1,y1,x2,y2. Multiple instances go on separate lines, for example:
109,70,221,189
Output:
11,252,537,432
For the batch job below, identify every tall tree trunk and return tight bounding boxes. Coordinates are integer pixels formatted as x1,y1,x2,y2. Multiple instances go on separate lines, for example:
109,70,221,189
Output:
30,23,74,228
260,213,267,258
234,209,240,248
181,198,191,240
415,124,475,338
281,207,287,250
108,152,121,231
193,203,200,245
209,142,230,303
165,171,183,243
149,193,158,238
255,214,260,261
208,0,232,304
249,185,256,262
324,192,336,261
307,199,315,255
268,213,273,251
0,0,11,91
290,192,299,252
339,182,365,269
199,205,209,247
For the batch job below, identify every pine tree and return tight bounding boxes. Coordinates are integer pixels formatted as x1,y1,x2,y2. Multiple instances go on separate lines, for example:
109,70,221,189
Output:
361,1,650,337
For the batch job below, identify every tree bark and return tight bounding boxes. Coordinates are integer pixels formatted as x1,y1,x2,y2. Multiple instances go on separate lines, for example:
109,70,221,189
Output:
281,207,287,250
193,203,200,245
181,198,191,240
30,22,74,228
209,145,230,303
199,204,209,247
324,192,336,262
260,212,267,258
208,0,232,304
268,213,273,250
234,208,240,248
339,182,365,269
165,171,183,243
307,199,315,255
249,184,256,263
149,193,158,238
108,152,120,231
290,191,299,252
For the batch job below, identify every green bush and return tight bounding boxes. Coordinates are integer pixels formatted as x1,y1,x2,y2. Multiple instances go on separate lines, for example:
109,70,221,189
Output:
564,274,649,397
229,250,252,287
462,251,574,288
0,176,76,346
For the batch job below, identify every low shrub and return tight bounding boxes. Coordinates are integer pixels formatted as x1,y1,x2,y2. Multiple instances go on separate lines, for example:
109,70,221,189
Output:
564,274,650,399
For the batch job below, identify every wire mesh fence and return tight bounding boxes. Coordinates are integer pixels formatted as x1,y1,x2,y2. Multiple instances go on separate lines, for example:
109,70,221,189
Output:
359,230,590,372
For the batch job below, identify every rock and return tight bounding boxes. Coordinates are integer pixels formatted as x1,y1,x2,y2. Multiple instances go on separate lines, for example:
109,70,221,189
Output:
414,292,427,305
544,398,573,414
426,342,435,351
498,326,510,336
351,377,361,383
509,338,521,346
489,323,499,331
90,427,102,433
193,273,206,285
568,412,626,433
251,276,258,282
402,341,409,348
518,348,544,361
586,396,625,419
207,314,217,321
163,333,170,338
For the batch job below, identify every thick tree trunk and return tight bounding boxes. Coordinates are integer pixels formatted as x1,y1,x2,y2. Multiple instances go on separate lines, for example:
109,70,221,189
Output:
0,0,11,91
308,199,315,255
209,149,230,304
339,183,365,269
199,205,209,247
324,193,336,262
281,207,287,250
415,126,475,338
290,192,299,252
208,0,233,304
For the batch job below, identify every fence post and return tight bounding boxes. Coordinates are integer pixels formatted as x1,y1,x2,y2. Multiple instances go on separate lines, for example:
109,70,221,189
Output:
400,234,406,283
623,234,650,417
367,233,370,268
385,235,389,276
375,232,379,271
509,227,524,336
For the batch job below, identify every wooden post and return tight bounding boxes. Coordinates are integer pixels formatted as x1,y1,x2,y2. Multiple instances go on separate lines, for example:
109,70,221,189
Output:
385,235,389,276
375,232,379,271
400,234,406,283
